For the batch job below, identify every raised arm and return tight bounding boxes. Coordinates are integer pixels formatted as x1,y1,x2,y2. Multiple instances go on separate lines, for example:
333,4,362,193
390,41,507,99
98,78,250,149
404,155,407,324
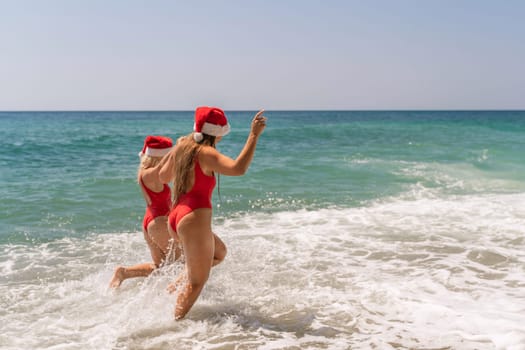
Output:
201,110,267,176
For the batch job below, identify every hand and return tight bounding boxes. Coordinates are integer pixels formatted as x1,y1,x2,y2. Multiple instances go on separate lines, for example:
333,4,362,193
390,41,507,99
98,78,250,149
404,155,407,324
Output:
251,109,267,136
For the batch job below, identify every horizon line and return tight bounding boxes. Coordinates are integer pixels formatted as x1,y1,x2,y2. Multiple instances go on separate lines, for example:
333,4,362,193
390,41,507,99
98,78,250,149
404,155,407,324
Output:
1,109,525,113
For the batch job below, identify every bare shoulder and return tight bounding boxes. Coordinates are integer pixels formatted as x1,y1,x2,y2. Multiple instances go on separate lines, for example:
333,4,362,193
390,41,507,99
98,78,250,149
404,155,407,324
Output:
141,167,163,189
199,145,220,159
141,166,157,178
198,146,222,174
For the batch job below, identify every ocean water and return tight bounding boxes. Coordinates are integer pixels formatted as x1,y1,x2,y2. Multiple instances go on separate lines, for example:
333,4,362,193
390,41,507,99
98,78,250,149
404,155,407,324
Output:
1,110,525,349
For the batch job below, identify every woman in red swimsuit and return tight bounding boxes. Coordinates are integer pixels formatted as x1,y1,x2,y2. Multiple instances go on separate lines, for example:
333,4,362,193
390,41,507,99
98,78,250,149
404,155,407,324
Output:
110,135,181,288
159,107,267,319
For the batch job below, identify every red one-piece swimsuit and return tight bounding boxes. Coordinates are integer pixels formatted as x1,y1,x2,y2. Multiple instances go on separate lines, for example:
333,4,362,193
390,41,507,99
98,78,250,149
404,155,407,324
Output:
168,159,216,233
140,178,172,232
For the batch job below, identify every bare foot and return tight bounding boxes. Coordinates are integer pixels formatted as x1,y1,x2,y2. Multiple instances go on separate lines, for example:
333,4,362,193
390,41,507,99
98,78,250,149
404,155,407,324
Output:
166,273,185,294
109,266,125,288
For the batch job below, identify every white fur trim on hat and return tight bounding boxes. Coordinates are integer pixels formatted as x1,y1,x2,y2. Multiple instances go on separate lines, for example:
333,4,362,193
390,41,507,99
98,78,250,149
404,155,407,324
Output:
201,122,231,137
142,147,171,157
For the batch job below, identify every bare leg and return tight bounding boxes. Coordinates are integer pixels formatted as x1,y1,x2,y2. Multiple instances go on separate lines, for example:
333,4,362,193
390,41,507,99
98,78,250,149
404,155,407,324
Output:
165,239,182,264
109,217,173,289
212,233,227,266
146,216,173,266
109,263,156,288
171,209,214,320
167,232,225,293
166,270,186,294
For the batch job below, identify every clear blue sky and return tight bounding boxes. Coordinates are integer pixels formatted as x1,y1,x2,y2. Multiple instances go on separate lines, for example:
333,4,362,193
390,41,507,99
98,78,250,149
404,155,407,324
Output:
1,0,524,110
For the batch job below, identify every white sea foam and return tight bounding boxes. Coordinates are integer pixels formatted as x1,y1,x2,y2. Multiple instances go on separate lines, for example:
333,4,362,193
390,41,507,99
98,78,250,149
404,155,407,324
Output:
2,192,525,349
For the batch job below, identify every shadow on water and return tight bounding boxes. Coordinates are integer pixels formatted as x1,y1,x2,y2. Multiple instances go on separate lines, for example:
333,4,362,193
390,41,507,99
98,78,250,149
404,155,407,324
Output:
191,305,314,334
114,303,354,349
191,304,356,339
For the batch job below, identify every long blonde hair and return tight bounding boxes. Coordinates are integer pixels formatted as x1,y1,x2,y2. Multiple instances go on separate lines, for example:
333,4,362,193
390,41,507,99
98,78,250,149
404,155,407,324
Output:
171,133,216,204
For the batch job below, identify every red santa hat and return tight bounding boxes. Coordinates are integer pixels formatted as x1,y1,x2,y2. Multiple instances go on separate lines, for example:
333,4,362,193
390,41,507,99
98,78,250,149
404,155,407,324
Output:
193,106,230,142
138,135,173,158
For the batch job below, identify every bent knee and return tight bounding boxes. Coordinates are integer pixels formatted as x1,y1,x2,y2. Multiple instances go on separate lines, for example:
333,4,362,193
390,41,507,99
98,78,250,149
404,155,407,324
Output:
215,245,227,261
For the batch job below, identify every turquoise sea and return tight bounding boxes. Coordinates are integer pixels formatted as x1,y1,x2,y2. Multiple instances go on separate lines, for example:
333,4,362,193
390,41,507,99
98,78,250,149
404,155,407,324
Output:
1,111,525,349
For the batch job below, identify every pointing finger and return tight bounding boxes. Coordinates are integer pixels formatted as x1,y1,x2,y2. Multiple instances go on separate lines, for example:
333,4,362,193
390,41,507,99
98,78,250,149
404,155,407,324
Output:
255,109,265,118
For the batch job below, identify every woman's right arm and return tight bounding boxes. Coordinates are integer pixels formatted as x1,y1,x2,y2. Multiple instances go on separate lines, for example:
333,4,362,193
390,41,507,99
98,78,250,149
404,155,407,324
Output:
158,135,187,183
158,148,176,184
201,110,267,176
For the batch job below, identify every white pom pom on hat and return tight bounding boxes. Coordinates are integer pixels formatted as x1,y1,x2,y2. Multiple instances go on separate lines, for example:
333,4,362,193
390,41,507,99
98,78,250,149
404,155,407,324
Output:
193,132,204,142
193,106,230,142
138,135,173,158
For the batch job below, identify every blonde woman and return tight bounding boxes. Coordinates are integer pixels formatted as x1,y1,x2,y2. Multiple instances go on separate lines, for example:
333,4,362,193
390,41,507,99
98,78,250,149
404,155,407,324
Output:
110,135,180,288
159,107,266,319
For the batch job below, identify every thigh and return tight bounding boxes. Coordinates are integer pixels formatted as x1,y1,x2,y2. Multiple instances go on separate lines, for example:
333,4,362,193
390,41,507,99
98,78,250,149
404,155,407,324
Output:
147,216,171,253
178,209,214,284
143,229,166,267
